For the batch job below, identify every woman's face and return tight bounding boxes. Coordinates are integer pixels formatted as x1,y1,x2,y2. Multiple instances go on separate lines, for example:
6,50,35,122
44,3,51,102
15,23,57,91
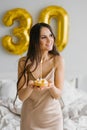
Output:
39,27,54,52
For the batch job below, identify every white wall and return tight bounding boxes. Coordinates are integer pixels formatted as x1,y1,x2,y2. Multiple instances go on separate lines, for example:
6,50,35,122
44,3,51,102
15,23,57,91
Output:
0,0,87,91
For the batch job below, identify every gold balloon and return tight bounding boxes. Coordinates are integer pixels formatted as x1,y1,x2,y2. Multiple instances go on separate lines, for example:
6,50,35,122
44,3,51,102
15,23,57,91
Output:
2,8,32,55
39,5,69,51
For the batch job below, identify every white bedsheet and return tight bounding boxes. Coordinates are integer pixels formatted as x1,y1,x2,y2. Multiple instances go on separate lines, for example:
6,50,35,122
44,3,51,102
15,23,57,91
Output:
63,94,87,130
0,78,87,130
0,90,87,130
0,98,21,130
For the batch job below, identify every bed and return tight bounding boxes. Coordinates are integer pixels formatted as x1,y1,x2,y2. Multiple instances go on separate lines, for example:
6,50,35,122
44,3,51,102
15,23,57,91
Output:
0,78,87,130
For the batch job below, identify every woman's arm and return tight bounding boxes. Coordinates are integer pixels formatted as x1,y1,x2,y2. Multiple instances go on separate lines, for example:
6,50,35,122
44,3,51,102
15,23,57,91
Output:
17,57,34,102
48,55,65,99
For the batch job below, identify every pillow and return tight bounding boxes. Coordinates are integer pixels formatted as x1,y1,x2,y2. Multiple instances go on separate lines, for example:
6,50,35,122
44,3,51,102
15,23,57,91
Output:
0,79,22,116
0,79,17,100
62,79,81,106
0,79,81,106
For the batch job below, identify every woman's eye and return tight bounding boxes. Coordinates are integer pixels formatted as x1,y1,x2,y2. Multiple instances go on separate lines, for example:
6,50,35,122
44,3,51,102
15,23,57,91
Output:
40,34,53,39
41,36,46,39
50,34,53,37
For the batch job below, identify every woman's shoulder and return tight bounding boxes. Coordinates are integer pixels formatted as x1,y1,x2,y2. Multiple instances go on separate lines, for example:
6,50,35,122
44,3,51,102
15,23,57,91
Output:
18,56,31,67
18,56,27,66
54,55,64,68
19,56,26,62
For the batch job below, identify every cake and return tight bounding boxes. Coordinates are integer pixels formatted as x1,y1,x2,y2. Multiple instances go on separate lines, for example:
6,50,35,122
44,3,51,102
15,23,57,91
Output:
34,78,48,87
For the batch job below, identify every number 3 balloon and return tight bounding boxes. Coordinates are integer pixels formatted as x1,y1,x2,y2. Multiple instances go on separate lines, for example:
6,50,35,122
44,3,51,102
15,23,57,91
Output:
2,8,32,55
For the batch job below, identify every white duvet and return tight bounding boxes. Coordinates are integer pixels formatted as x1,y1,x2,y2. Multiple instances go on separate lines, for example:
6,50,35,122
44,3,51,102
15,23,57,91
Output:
0,98,21,130
0,91,87,130
0,79,87,130
63,95,87,130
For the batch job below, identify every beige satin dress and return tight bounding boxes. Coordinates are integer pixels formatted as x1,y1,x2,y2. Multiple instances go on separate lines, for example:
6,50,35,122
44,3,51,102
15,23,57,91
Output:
20,68,63,130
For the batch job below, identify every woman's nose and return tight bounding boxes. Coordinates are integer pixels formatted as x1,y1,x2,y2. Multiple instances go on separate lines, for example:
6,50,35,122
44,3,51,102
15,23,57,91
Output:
47,37,51,43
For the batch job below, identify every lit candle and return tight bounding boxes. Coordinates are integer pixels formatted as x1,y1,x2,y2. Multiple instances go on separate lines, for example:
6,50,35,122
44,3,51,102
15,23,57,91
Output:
41,59,43,79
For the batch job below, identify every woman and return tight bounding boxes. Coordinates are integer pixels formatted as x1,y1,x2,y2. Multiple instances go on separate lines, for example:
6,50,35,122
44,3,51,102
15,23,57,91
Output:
17,22,64,130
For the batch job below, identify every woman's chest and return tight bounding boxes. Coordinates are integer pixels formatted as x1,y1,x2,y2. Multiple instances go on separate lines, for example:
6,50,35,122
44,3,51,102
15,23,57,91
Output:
31,59,55,79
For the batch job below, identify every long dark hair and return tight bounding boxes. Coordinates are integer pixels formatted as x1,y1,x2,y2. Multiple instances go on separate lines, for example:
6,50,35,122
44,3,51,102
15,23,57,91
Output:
14,22,60,104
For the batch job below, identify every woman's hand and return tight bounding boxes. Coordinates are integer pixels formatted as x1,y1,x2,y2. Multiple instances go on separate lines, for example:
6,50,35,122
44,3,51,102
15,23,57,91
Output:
34,80,54,91
28,80,44,91
48,80,54,89
28,80,35,89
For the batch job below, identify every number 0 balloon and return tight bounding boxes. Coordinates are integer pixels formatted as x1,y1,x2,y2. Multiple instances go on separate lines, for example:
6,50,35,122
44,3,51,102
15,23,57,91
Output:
39,5,69,51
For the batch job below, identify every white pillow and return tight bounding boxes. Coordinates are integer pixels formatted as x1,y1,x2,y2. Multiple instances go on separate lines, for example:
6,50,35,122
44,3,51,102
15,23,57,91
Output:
62,80,81,106
0,79,22,116
0,80,17,99
0,79,82,106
